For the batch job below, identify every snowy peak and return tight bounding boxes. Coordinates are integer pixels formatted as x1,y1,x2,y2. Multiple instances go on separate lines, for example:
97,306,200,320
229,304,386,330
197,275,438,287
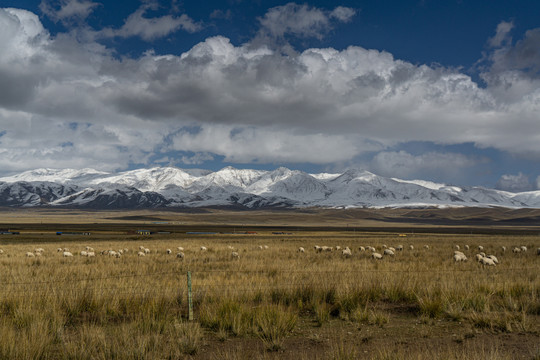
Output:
0,168,109,184
0,166,538,209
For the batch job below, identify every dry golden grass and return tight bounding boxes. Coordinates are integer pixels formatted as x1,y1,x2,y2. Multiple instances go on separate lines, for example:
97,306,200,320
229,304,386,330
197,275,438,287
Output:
0,228,538,359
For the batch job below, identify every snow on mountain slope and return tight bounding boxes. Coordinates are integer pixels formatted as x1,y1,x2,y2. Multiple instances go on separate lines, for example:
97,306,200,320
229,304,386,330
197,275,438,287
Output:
0,166,538,209
0,168,109,184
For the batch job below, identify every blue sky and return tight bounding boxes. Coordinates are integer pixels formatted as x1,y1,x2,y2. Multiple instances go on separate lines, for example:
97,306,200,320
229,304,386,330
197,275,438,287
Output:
0,0,539,191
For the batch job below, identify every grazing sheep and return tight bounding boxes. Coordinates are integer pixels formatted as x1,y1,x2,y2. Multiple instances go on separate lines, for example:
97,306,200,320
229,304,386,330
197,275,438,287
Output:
423,245,429,250
87,252,95,257
314,245,322,253
453,253,468,262
258,245,264,250
382,244,388,249
321,246,333,252
176,252,185,259
85,246,94,252
123,248,129,253
80,250,88,256
57,248,63,252
263,245,269,249
144,248,150,254
200,246,207,251
371,252,383,260
139,246,145,250
63,251,73,257
297,247,305,253
342,247,352,258
388,247,396,252
177,246,184,251
63,248,70,252
475,254,484,262
166,249,172,254
0,249,4,254
26,252,35,257
464,245,470,250
512,247,521,253
368,246,376,252
335,246,341,251
35,248,45,253
478,245,484,251
396,245,403,251
137,251,145,257
383,249,395,256
455,245,460,250
487,255,499,264
359,246,365,252
501,246,506,252
35,252,42,257
409,245,414,250
231,251,240,259
108,251,121,258
520,246,527,252
480,257,496,266
227,245,235,250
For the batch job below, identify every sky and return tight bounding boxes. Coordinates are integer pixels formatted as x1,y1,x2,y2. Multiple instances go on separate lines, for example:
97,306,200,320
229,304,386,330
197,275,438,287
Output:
0,0,539,191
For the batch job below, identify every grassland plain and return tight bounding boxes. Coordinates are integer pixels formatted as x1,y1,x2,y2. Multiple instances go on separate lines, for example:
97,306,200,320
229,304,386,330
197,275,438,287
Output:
0,209,538,359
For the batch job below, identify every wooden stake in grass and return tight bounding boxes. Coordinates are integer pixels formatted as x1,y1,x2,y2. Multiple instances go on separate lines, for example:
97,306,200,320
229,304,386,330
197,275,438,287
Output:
187,271,193,321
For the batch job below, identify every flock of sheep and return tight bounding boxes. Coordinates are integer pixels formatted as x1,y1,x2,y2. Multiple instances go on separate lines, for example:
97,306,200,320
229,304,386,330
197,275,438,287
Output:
308,243,538,266
0,242,538,264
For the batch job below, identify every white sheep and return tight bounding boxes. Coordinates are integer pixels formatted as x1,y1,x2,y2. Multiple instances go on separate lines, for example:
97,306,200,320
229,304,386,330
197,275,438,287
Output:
359,246,365,252
464,245,470,250
342,247,352,258
409,245,414,250
487,255,499,264
85,246,94,252
166,249,172,254
520,246,527,252
512,247,521,253
501,246,506,252
200,246,207,251
144,248,150,254
453,253,467,262
423,245,429,250
388,247,396,252
263,245,269,249
321,246,333,252
478,245,484,251
139,246,145,250
0,249,4,254
138,251,145,257
80,250,88,256
231,251,240,259
371,252,383,260
314,245,322,253
396,245,403,251
367,246,376,252
26,252,35,257
176,252,185,259
63,251,73,257
35,252,42,257
57,248,63,252
480,257,496,266
177,246,184,251
455,245,460,250
383,249,395,256
297,247,305,253
35,248,45,253
335,246,341,251
475,254,484,262
87,252,95,257
227,245,235,250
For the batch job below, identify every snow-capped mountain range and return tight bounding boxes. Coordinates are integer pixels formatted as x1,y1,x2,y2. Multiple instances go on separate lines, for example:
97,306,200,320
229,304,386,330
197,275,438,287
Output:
0,166,539,209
